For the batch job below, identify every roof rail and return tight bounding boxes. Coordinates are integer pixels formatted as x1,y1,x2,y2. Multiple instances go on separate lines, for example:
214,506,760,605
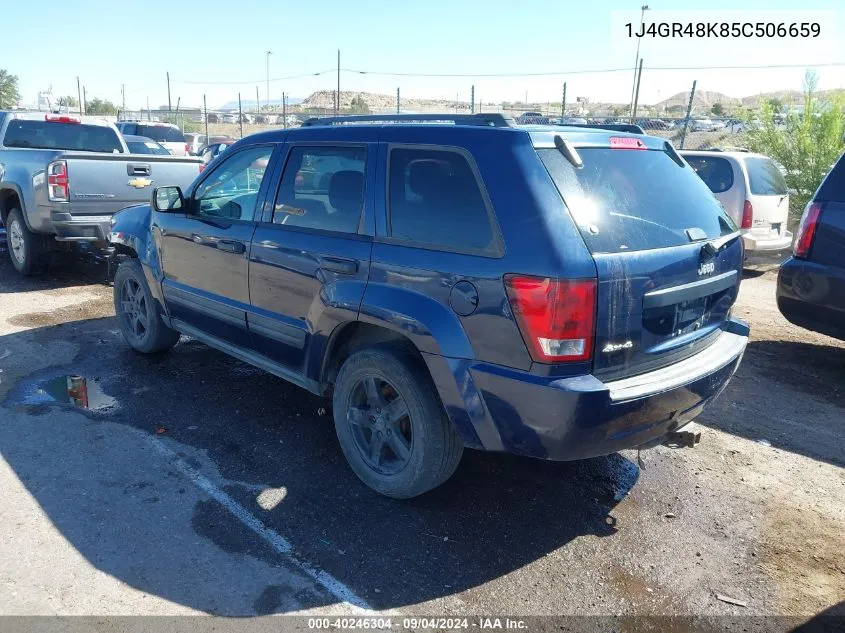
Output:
301,113,515,128
561,123,645,134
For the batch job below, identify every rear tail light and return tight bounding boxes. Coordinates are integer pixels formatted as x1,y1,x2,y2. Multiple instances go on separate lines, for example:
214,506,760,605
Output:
794,201,823,259
47,160,69,202
199,164,206,173
741,200,754,229
504,275,596,363
185,143,190,155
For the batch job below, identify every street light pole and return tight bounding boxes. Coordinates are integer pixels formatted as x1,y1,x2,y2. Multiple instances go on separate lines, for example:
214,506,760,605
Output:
629,5,649,117
265,50,273,111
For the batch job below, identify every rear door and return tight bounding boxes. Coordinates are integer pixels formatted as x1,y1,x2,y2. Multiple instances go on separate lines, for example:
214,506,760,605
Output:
539,141,742,380
809,154,845,270
742,155,790,238
248,142,373,372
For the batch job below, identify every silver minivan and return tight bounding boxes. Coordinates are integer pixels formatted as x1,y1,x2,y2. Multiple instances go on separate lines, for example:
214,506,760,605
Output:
681,150,793,267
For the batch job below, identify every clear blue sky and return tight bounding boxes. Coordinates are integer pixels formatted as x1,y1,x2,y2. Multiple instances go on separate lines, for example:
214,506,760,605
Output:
5,0,844,109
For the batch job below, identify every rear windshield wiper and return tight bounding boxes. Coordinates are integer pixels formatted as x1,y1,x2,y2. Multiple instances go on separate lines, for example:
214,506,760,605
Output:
687,228,742,258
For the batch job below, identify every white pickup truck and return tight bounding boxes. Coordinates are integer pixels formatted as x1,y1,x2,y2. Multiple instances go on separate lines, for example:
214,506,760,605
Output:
0,111,202,275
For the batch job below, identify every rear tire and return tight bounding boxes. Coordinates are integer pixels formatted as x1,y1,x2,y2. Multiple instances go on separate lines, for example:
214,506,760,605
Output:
332,347,463,499
114,259,180,354
6,208,50,276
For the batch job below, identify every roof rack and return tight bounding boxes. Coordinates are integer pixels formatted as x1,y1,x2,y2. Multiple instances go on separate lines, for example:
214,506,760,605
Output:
301,113,515,128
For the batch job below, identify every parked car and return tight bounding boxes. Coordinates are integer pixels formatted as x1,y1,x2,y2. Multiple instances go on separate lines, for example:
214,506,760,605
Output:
693,119,717,132
0,111,202,275
184,133,207,155
516,111,550,125
109,112,748,498
681,150,792,267
221,113,238,124
123,135,171,155
199,140,236,166
776,152,845,341
116,121,187,156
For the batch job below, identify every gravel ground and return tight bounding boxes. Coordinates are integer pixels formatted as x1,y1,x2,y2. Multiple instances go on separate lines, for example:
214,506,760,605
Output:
0,249,842,626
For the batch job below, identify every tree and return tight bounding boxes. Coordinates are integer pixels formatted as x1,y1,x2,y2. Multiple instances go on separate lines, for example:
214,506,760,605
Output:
60,95,79,108
711,103,725,116
85,97,118,116
349,95,370,114
0,69,21,109
745,71,844,219
765,97,783,112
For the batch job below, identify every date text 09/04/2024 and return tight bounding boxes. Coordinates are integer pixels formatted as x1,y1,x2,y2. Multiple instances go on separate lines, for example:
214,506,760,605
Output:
307,618,528,630
625,21,821,38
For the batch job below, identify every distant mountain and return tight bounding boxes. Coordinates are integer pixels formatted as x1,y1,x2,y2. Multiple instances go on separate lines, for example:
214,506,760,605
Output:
217,97,303,111
653,90,740,111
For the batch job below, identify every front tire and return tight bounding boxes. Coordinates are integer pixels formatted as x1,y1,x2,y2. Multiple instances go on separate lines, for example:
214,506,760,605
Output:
6,208,49,276
113,259,180,354
333,347,463,499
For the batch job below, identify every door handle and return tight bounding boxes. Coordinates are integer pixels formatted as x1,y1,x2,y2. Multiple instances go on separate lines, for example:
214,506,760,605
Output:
319,256,358,275
217,239,246,254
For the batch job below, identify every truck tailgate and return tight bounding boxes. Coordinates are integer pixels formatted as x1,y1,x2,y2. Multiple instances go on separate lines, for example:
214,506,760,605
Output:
65,153,201,216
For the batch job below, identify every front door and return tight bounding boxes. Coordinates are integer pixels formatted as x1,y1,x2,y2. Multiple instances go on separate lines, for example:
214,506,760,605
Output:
156,144,276,348
249,143,374,372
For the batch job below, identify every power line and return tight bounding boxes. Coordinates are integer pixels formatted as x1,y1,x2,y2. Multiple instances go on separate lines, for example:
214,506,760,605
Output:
170,69,336,85
166,61,845,85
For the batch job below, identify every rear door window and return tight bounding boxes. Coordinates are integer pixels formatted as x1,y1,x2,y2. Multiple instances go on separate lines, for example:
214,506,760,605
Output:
744,157,787,196
3,119,123,153
388,147,498,253
539,147,736,254
817,153,845,202
136,125,185,143
684,155,734,193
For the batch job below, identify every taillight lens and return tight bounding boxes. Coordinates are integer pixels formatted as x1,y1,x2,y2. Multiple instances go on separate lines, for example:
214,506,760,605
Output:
47,160,69,202
504,276,596,363
199,163,206,173
185,143,190,155
794,202,823,259
741,200,753,229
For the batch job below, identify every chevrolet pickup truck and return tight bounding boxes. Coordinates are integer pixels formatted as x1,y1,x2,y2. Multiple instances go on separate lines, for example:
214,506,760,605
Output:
0,111,202,275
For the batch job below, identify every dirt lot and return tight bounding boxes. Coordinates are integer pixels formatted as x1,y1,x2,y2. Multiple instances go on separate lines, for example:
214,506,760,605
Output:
0,249,842,627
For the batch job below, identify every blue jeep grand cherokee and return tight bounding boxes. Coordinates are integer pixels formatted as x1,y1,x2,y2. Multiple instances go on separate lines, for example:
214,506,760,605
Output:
110,113,749,498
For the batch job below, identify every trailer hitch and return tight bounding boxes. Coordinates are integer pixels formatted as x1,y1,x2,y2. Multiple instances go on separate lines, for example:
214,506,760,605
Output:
664,429,702,449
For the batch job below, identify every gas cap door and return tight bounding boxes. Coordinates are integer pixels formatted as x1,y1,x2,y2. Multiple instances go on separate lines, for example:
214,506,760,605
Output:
449,280,479,316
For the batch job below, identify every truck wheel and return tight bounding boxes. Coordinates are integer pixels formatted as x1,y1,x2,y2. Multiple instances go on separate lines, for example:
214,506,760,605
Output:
6,208,49,276
113,259,180,354
333,347,463,499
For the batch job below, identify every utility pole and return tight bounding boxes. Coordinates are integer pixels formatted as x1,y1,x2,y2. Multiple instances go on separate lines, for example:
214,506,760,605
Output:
630,4,650,117
282,92,287,128
121,84,126,117
336,49,341,115
396,87,400,114
471,85,475,114
561,82,566,118
83,86,87,114
679,80,697,150
77,77,83,115
631,59,644,122
167,71,172,112
266,50,272,109
203,94,208,142
146,96,150,120
255,85,260,117
238,93,243,137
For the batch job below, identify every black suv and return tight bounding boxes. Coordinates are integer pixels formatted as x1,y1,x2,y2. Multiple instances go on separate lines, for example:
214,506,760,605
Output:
110,114,749,498
777,153,845,340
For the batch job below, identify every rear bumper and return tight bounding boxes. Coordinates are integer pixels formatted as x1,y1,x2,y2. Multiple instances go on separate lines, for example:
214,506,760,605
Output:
743,231,793,268
50,211,112,242
432,319,749,461
777,257,845,341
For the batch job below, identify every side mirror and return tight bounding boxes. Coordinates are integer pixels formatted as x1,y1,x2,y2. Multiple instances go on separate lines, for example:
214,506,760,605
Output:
152,186,184,213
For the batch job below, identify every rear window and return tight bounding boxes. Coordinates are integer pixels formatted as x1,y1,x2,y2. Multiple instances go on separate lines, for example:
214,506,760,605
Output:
539,147,736,254
126,140,170,155
135,125,185,143
684,155,734,193
744,157,787,196
3,119,123,153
